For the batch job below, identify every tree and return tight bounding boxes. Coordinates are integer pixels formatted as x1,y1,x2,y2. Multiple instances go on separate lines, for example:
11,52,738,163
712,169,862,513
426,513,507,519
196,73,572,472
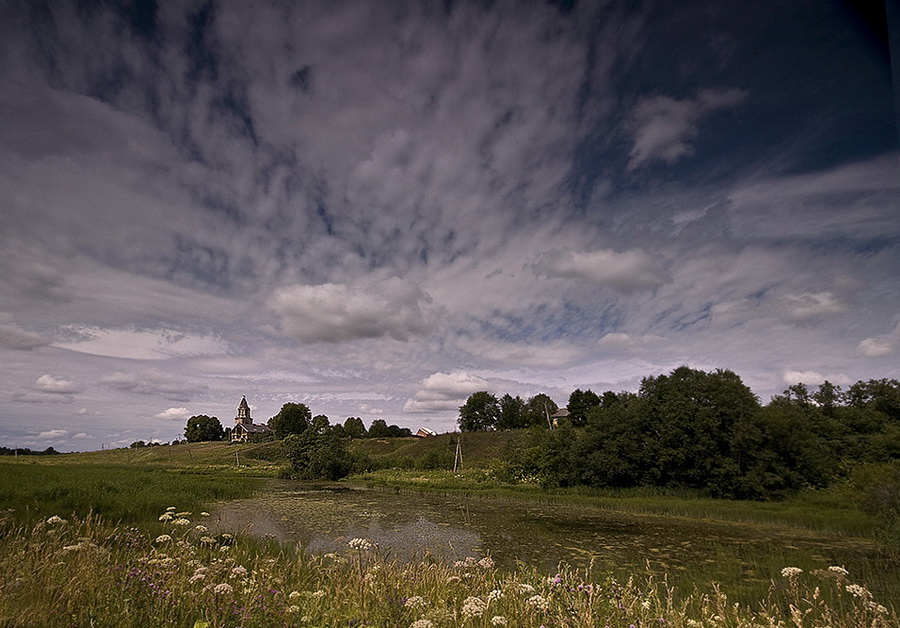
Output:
312,414,331,434
567,389,601,427
523,393,558,428
343,417,367,439
497,394,528,430
268,403,312,440
458,391,500,431
282,429,354,480
184,415,225,443
367,419,391,438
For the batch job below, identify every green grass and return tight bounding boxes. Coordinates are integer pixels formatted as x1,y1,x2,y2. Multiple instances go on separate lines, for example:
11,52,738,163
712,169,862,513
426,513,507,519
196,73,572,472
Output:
351,468,874,535
0,460,261,525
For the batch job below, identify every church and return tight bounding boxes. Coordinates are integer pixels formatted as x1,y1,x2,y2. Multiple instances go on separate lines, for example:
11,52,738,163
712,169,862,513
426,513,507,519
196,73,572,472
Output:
230,396,272,442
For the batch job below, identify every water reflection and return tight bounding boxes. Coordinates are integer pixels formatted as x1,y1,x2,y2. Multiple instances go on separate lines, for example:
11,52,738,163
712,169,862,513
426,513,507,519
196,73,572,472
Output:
212,479,892,601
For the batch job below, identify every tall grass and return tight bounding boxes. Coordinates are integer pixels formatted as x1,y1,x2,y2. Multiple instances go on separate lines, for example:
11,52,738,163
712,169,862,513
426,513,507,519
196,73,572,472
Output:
0,509,895,628
353,469,874,535
0,461,260,525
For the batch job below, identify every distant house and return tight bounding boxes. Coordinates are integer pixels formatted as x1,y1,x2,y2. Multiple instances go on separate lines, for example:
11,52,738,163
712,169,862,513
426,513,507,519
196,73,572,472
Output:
549,407,569,427
415,427,437,438
231,396,271,442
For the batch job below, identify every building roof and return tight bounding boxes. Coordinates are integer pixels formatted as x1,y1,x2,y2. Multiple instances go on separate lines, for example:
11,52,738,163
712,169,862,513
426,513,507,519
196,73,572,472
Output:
234,423,270,434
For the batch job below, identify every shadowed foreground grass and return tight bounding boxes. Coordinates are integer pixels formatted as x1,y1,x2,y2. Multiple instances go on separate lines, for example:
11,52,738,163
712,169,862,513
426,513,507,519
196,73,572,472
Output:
0,510,897,628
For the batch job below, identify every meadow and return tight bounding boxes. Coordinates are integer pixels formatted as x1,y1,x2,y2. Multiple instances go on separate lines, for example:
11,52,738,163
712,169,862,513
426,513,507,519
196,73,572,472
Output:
0,444,898,627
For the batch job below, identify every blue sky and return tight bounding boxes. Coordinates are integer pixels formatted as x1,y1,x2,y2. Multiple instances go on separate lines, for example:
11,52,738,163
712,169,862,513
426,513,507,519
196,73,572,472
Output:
0,0,897,451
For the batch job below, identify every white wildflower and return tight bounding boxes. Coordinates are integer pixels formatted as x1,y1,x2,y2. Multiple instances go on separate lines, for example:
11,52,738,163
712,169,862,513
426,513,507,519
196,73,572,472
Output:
213,582,233,595
230,565,247,577
348,537,374,551
311,589,326,599
868,602,888,615
828,566,849,576
517,583,536,595
46,515,66,525
154,534,173,543
189,573,206,583
478,556,495,569
194,524,208,533
200,511,210,517
405,596,428,610
641,599,651,610
172,518,191,526
781,567,803,578
166,506,176,511
158,513,173,522
288,591,302,601
286,605,300,614
461,596,487,619
200,536,216,545
526,595,550,612
487,589,503,602
410,620,434,628
491,617,508,626
845,584,870,599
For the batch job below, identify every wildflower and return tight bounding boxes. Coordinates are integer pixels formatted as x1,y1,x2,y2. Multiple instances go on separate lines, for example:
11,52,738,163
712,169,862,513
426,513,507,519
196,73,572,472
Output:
348,537,374,551
154,534,173,544
286,605,301,614
176,511,191,517
642,599,651,610
780,567,803,578
200,511,210,517
199,536,216,545
405,596,428,610
845,584,870,599
289,591,302,601
219,546,230,552
868,602,888,615
547,574,563,586
172,518,191,526
526,595,550,612
446,576,462,584
230,566,247,578
166,506,176,511
478,556,495,569
491,617,508,626
212,583,233,595
311,589,326,599
194,525,208,533
461,596,487,619
487,589,503,602
46,515,66,525
517,583,536,595
828,566,849,576
189,573,207,583
158,513,173,522
410,621,434,628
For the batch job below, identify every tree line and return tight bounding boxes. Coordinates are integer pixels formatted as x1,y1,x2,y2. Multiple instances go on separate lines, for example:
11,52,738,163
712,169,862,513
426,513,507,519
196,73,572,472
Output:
460,367,900,500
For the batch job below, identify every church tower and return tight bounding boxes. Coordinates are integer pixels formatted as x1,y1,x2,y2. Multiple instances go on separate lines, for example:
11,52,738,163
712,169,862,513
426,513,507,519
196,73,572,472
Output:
235,396,252,426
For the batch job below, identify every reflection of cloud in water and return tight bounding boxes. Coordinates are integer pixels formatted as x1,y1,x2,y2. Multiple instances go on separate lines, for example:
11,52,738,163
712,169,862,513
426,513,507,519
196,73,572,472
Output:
305,516,482,562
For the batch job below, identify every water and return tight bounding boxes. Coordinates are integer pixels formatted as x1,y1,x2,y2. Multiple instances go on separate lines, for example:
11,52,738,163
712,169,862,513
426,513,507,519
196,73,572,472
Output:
212,479,896,603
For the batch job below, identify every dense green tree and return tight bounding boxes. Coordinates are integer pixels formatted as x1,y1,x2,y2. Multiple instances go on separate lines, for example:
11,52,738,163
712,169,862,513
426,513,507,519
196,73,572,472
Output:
268,403,312,440
523,393,559,428
367,419,391,438
343,417,367,439
497,394,528,430
184,415,225,443
312,414,331,434
567,389,601,427
282,429,354,480
458,391,500,431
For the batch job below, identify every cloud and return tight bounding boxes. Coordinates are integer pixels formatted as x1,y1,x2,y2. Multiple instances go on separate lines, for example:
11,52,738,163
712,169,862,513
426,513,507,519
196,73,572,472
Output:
154,407,191,422
533,248,667,292
37,429,69,440
0,312,50,350
858,322,900,357
100,371,208,402
628,88,748,169
56,327,229,360
271,277,434,343
33,374,81,394
776,291,847,324
403,371,491,413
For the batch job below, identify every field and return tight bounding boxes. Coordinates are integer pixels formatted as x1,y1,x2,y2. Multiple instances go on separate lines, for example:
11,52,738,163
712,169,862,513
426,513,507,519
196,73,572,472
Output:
0,442,898,626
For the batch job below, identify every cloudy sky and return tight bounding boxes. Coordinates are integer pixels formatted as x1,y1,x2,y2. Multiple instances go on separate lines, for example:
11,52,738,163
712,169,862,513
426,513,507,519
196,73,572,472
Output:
1,0,897,451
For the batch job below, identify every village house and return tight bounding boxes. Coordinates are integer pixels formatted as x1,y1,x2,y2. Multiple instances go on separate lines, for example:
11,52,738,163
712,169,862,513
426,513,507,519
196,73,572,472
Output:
230,396,272,442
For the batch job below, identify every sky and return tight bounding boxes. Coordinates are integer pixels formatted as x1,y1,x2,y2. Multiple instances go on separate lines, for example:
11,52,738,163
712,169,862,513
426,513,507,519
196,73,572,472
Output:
0,0,898,452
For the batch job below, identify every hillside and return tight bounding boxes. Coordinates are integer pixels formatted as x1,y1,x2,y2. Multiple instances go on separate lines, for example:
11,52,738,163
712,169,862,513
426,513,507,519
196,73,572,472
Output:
350,430,526,469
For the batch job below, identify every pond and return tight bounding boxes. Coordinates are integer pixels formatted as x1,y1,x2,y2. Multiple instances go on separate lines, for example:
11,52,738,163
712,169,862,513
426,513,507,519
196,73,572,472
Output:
213,480,898,604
